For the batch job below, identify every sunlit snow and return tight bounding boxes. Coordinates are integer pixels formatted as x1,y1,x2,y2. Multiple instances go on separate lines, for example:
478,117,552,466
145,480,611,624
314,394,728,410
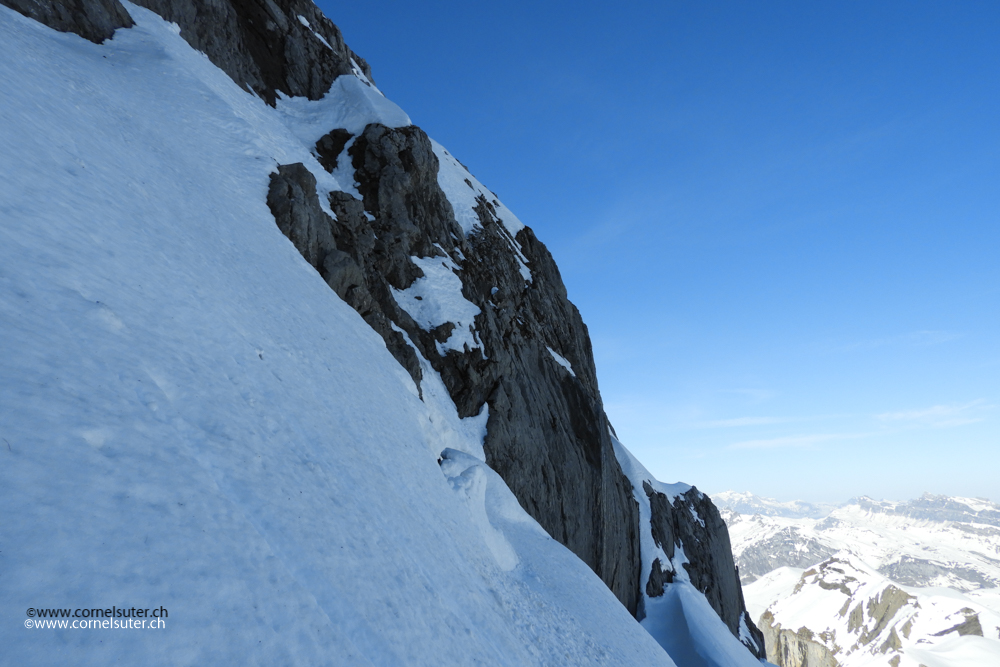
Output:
0,5,676,665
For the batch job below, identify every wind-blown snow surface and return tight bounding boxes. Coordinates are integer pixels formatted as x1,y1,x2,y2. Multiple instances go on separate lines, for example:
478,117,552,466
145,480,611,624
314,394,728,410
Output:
0,6,675,665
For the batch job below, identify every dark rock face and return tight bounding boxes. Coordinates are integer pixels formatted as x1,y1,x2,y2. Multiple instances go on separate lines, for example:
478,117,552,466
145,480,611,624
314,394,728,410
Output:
130,0,372,104
363,122,642,615
2,0,371,104
0,0,133,43
265,121,642,614
645,482,766,658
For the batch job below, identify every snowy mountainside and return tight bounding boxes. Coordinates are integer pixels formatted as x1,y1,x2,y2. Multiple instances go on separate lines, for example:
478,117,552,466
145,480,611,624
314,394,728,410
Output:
722,493,1000,665
0,1,766,665
0,6,672,665
752,555,1000,667
722,494,1000,590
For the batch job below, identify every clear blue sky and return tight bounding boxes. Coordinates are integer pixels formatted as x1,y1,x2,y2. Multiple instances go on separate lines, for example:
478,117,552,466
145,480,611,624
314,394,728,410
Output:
317,0,1000,504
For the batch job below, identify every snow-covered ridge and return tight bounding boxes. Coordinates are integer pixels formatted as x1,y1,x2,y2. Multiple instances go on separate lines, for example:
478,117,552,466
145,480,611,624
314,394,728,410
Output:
751,555,1000,667
430,139,532,282
0,6,677,665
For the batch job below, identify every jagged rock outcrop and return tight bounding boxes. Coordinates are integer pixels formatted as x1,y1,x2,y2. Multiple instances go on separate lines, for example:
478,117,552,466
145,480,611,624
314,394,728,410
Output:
1,0,132,42
932,608,983,638
760,611,840,667
644,482,766,656
6,0,764,653
130,0,372,104
1,0,371,103
266,119,643,615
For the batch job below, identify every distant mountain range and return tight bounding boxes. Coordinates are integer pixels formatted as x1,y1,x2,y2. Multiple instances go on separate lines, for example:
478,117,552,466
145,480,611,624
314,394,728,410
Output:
712,490,839,520
716,492,1000,590
715,491,1000,667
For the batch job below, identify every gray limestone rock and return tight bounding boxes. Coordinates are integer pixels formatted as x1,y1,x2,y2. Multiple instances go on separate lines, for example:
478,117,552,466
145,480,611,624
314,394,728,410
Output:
644,482,766,658
932,609,983,638
266,122,644,615
0,0,133,43
760,611,840,667
130,0,372,104
859,584,913,646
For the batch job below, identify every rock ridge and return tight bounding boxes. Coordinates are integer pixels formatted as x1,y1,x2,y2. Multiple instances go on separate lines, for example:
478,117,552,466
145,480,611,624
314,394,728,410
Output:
265,120,643,615
643,482,766,657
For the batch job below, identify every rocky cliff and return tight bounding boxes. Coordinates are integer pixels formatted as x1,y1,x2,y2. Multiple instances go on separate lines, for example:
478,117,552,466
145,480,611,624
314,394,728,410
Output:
645,483,764,647
759,613,840,667
2,0,763,657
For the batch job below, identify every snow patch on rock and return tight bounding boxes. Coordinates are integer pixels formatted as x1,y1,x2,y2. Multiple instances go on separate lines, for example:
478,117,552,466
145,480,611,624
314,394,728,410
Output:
390,255,484,356
545,346,576,377
430,139,531,283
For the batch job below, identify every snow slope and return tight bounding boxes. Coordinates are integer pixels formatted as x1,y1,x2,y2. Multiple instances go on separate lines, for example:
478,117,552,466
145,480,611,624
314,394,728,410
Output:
0,6,679,665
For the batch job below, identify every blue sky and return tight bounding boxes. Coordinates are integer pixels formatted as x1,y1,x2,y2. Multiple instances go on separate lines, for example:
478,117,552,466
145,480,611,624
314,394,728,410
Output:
318,1,1000,504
